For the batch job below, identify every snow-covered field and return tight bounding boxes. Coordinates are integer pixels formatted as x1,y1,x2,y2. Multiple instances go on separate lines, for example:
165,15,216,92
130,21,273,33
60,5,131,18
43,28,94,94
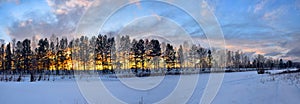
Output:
0,70,299,104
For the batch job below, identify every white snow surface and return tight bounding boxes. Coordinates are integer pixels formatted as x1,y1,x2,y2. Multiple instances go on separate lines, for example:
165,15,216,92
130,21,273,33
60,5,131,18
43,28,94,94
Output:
0,71,299,104
267,68,299,74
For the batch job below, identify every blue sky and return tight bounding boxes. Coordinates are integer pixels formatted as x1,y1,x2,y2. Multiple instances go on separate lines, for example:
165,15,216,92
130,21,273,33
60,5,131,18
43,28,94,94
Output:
0,0,300,61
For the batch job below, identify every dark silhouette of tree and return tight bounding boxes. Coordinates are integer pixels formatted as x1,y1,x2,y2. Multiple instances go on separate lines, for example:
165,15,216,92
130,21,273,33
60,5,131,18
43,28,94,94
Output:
207,50,212,68
59,37,68,71
14,41,23,72
252,59,257,68
102,35,109,71
12,39,16,54
138,39,145,70
95,35,104,71
286,60,293,68
0,34,295,80
196,46,207,69
256,54,265,69
130,39,141,72
38,39,48,72
119,35,131,69
79,36,88,70
151,39,161,70
226,50,232,68
31,48,38,73
145,39,161,70
94,35,115,73
73,38,80,70
89,36,96,71
266,58,274,69
5,43,12,71
22,39,31,72
12,39,16,71
144,39,151,70
243,55,250,68
68,39,74,71
49,41,56,71
234,51,241,68
279,59,284,69
109,37,116,72
165,44,176,71
178,45,184,69
0,44,5,71
189,44,198,68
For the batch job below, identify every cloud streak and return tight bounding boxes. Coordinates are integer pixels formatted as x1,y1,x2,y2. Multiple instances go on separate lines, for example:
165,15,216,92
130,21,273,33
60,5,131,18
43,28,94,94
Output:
263,5,287,21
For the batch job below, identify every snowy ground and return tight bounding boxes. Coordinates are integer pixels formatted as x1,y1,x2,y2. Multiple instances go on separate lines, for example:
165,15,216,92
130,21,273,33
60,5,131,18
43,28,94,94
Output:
0,70,299,104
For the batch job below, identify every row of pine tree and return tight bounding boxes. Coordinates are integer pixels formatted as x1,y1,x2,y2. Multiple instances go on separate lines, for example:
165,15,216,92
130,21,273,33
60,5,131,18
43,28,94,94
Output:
0,34,294,75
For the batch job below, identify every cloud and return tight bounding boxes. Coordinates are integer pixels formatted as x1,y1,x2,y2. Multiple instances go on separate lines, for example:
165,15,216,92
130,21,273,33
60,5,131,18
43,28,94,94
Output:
254,0,269,13
278,32,300,60
200,0,210,16
3,0,299,62
265,52,282,56
287,48,300,57
66,0,91,8
18,19,32,27
200,0,300,61
152,12,161,21
285,47,300,61
263,6,287,21
46,0,93,15
54,9,68,15
6,0,94,40
119,16,196,47
223,30,300,61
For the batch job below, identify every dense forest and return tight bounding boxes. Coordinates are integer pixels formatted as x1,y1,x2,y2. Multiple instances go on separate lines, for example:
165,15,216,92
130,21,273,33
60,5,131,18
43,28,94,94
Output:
0,34,295,77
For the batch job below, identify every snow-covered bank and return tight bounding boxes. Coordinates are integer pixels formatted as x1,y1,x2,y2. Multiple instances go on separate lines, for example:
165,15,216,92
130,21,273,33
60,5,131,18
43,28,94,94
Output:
0,71,299,104
266,68,299,74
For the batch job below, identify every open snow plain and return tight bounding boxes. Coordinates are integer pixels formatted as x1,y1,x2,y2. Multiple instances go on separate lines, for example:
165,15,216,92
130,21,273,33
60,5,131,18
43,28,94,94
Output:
0,70,299,104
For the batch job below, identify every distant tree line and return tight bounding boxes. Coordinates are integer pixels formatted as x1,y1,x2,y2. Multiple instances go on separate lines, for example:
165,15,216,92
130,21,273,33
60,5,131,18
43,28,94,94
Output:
0,34,295,76
226,51,294,70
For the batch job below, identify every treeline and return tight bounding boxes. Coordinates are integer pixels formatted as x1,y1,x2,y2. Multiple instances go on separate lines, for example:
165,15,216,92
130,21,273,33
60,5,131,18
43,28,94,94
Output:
226,51,294,69
0,34,295,75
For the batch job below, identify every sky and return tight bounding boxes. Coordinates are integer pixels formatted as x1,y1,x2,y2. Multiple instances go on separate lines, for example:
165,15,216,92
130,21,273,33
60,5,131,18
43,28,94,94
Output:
0,0,299,61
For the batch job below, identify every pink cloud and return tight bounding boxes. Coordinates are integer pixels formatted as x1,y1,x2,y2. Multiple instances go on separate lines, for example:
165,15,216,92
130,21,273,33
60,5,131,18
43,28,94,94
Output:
66,0,92,8
263,6,286,21
55,9,68,15
47,0,93,15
